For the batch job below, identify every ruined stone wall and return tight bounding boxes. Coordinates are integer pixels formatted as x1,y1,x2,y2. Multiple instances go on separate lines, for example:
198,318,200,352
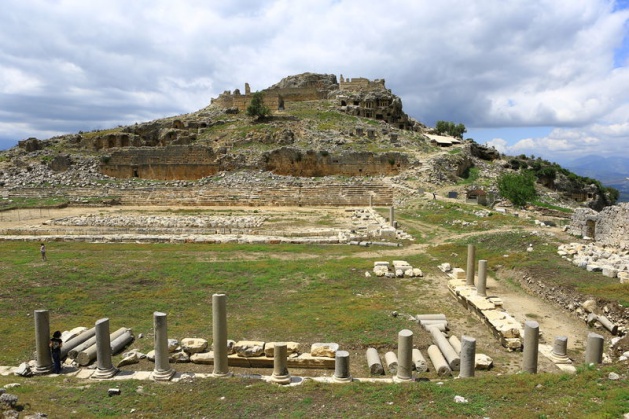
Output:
264,148,408,177
99,145,408,180
568,202,629,249
3,183,394,207
339,77,386,92
100,146,222,180
211,85,329,112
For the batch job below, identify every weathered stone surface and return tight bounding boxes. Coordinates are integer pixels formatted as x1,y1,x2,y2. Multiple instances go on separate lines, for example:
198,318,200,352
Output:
234,341,265,357
169,351,190,363
167,339,179,353
116,352,140,367
180,338,208,354
582,299,597,313
311,342,339,358
475,354,493,370
190,352,214,364
264,342,300,357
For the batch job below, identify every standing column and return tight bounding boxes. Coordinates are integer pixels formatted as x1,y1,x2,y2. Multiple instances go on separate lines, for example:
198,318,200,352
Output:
477,260,488,297
153,312,175,381
396,329,413,381
333,350,352,383
271,343,290,384
369,195,373,207
522,321,539,373
585,332,604,364
550,336,570,363
389,206,395,228
212,293,230,377
466,244,476,286
459,336,476,378
92,318,118,379
34,310,52,374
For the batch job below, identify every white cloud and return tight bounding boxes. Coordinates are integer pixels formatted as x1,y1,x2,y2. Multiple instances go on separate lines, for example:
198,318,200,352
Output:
0,0,628,162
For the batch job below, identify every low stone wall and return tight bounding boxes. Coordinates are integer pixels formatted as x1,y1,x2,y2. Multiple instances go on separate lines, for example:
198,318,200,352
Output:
2,182,394,207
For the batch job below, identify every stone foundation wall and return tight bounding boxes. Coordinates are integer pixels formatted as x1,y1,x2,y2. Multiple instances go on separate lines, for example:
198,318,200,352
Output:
568,202,629,249
3,183,394,207
99,145,409,180
264,149,408,177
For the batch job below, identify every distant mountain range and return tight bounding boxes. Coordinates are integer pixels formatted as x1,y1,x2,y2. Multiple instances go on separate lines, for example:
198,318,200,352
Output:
563,156,629,203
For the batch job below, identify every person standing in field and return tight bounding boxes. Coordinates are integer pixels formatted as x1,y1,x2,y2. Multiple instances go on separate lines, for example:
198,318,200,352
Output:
40,243,46,261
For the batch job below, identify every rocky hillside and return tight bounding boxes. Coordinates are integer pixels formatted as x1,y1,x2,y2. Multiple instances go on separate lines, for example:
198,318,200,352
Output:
0,73,617,211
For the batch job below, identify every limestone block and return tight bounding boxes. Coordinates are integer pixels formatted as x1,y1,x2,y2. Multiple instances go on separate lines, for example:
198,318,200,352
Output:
169,351,190,363
393,260,411,270
146,350,155,361
116,352,140,368
167,339,179,353
190,352,214,364
452,268,466,279
180,338,208,354
412,268,424,277
618,272,629,284
311,342,339,358
374,261,390,269
586,264,602,272
475,354,493,370
602,267,618,278
395,269,404,277
234,341,265,357
404,268,414,277
582,299,597,313
264,342,300,357
439,263,452,272
373,266,389,277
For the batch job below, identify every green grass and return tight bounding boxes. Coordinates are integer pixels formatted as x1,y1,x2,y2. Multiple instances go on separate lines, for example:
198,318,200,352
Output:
1,202,628,417
0,366,626,418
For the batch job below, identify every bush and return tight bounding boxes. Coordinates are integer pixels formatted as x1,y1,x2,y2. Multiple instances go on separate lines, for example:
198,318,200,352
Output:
497,171,537,207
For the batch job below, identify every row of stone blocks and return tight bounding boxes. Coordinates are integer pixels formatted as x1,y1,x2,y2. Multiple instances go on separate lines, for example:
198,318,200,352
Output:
3,184,395,207
441,258,524,350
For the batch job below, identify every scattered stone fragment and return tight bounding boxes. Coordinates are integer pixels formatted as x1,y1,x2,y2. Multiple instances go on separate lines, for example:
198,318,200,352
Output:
311,343,339,358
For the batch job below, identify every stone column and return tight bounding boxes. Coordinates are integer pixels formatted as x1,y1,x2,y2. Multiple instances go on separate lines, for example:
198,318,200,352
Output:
585,332,604,364
333,350,352,383
366,348,384,375
389,206,395,228
153,312,175,381
271,342,290,384
428,326,460,370
466,244,476,286
212,293,230,377
34,310,52,374
396,329,413,381
477,260,488,297
550,336,570,363
522,320,539,373
369,195,373,207
92,318,118,379
412,349,427,373
459,336,476,378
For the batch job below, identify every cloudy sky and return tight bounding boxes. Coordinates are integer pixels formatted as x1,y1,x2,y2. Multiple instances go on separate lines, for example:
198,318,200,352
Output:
2,0,629,164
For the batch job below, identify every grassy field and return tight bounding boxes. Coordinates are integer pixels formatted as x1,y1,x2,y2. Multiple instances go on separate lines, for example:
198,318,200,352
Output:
0,202,628,417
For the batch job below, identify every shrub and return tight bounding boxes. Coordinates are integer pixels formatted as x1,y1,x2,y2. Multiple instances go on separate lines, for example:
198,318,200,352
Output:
497,171,537,207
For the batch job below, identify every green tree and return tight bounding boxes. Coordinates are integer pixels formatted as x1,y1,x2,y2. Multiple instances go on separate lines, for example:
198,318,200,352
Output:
435,120,467,138
497,171,537,207
246,91,270,119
